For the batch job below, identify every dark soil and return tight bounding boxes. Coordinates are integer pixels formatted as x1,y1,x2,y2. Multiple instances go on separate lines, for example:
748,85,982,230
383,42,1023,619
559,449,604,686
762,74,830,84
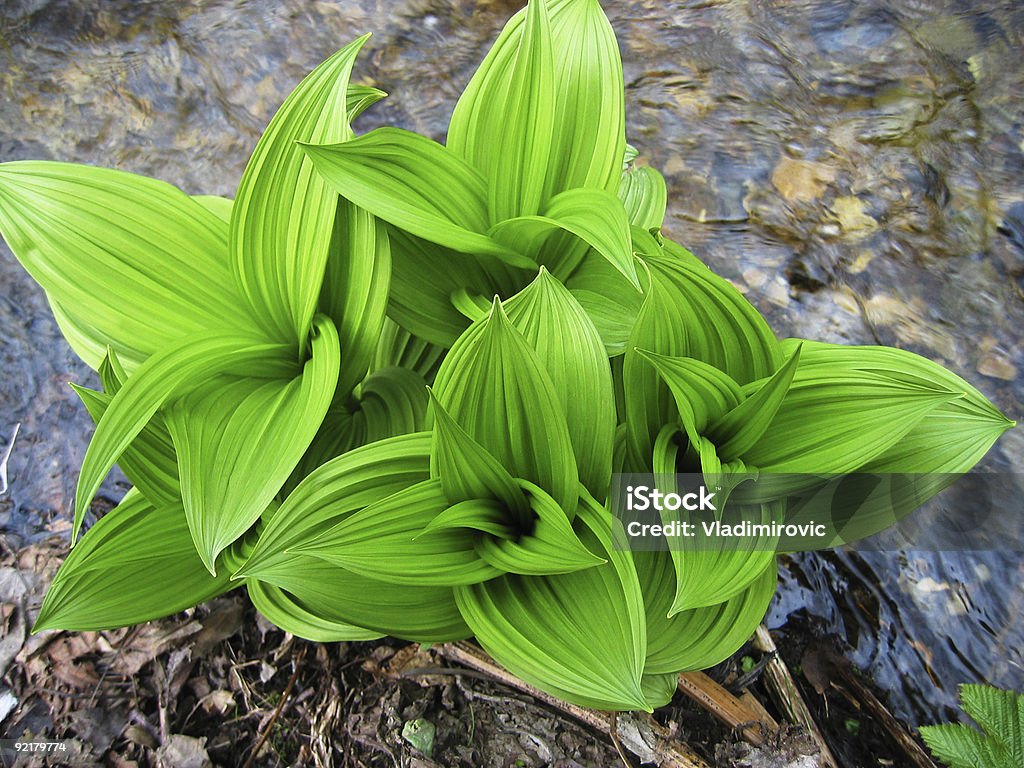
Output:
0,538,938,768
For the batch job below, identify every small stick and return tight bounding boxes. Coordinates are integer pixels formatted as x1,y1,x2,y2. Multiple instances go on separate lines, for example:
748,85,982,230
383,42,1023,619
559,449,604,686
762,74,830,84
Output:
676,671,776,746
0,422,21,495
241,645,306,768
752,625,838,768
830,669,937,768
436,641,710,768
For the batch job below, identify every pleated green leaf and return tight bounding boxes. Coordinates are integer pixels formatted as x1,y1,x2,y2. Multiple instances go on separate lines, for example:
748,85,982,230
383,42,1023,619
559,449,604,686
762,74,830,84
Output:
34,491,235,632
166,315,341,574
0,162,252,370
448,0,625,206
636,551,777,673
302,128,534,269
420,499,517,540
455,491,649,711
646,247,783,383
192,194,233,224
371,317,447,383
247,578,383,642
743,368,961,474
72,384,180,509
294,479,500,586
618,164,668,230
249,556,469,643
237,432,433,579
320,198,392,398
666,500,780,613
231,35,368,344
781,339,1015,474
623,241,791,470
490,188,639,288
73,332,294,543
503,268,616,497
429,392,529,515
432,299,579,515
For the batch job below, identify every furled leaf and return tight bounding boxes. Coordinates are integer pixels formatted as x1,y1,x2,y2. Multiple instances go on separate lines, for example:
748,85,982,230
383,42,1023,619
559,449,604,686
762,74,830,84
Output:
781,340,1015,474
34,491,236,631
293,479,500,586
636,551,776,673
0,162,252,370
371,318,447,383
503,269,616,497
251,556,470,642
489,188,639,288
432,299,579,515
302,128,533,269
455,490,649,711
618,164,668,229
429,392,529,516
320,198,392,398
73,332,294,543
472,480,606,576
237,432,433,579
386,227,531,347
166,315,341,574
231,35,369,344
356,366,429,444
566,250,644,356
743,368,960,474
247,578,383,642
709,345,802,459
468,0,552,221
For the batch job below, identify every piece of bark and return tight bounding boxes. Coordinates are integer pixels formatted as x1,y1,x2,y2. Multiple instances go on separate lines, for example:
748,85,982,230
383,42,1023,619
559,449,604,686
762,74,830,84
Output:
752,625,839,768
677,671,777,746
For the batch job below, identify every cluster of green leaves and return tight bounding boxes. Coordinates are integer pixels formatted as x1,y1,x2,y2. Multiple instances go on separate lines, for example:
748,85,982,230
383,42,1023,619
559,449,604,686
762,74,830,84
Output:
920,685,1023,768
0,0,1013,712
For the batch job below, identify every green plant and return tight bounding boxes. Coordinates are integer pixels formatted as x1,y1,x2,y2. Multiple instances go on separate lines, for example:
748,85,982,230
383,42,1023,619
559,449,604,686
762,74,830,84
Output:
0,0,1013,712
920,685,1023,768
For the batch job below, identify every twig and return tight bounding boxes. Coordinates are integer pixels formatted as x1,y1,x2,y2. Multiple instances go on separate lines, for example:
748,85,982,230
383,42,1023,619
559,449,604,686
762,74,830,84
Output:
241,645,306,768
830,668,938,768
752,625,838,768
0,422,21,495
676,671,777,746
436,641,710,768
609,712,634,768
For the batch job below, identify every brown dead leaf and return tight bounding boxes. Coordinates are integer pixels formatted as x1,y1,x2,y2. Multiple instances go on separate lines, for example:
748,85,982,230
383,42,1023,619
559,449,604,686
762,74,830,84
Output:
156,734,211,768
108,621,202,677
47,636,100,688
386,644,449,687
192,598,244,657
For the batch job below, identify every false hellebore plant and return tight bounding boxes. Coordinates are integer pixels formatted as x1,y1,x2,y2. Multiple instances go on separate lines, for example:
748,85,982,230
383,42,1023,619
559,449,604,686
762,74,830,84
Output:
0,0,1014,712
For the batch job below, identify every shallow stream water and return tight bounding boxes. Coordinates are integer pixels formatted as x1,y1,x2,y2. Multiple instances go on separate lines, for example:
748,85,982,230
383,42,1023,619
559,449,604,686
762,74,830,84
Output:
1,0,1022,728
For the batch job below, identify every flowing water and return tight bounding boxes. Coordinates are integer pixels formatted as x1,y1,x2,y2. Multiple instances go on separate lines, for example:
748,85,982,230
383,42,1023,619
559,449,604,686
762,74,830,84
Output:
1,0,1022,728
